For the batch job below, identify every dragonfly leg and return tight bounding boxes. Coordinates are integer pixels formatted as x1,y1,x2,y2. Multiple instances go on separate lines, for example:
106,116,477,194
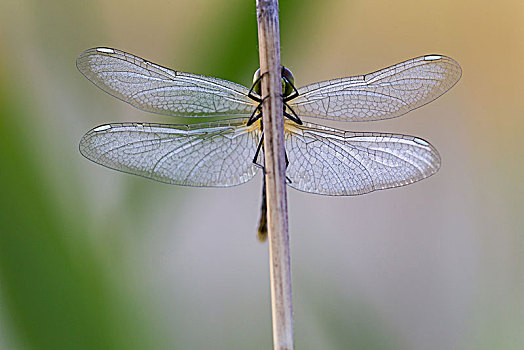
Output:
284,151,292,184
247,95,270,126
252,132,265,171
247,108,262,126
283,104,303,125
253,131,292,183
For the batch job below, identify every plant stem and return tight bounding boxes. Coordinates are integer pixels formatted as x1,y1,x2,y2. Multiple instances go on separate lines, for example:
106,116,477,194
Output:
255,1,294,349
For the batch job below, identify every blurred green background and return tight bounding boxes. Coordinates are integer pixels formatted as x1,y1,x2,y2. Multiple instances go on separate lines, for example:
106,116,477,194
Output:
0,0,522,349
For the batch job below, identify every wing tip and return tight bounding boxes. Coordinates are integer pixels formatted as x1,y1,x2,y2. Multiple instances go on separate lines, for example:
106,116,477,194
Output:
77,46,117,58
78,123,118,160
76,47,121,73
423,53,462,82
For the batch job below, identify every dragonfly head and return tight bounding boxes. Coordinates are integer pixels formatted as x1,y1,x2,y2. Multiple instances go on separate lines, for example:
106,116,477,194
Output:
252,66,296,98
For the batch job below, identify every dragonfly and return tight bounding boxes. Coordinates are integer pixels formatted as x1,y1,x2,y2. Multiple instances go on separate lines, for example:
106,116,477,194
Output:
77,47,461,241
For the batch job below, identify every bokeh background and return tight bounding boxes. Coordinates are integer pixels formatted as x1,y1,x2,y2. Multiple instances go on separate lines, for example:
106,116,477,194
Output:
0,0,522,349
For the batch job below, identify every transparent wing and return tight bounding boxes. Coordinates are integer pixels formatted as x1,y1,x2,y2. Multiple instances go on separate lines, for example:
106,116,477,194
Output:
79,119,261,187
284,121,440,195
76,48,257,117
289,55,461,121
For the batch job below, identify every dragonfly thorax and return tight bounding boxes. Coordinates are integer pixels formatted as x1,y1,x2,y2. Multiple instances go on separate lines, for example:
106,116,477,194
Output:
252,66,295,98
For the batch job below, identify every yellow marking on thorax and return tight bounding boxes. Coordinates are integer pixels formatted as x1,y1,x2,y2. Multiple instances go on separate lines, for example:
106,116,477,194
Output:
283,119,302,135
245,118,303,135
246,119,263,133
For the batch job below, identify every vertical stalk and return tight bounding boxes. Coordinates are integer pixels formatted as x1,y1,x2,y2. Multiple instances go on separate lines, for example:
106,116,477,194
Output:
255,1,294,349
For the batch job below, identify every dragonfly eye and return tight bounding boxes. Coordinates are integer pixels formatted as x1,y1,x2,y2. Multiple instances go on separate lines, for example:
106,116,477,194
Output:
252,68,262,96
253,67,296,97
281,66,295,98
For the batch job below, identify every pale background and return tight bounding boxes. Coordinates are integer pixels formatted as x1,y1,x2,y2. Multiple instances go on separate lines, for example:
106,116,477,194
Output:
0,0,522,349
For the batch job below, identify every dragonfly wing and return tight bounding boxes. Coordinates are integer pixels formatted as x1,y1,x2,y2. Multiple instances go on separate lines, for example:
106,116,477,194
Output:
284,121,440,195
290,55,461,121
77,48,257,117
79,119,261,187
